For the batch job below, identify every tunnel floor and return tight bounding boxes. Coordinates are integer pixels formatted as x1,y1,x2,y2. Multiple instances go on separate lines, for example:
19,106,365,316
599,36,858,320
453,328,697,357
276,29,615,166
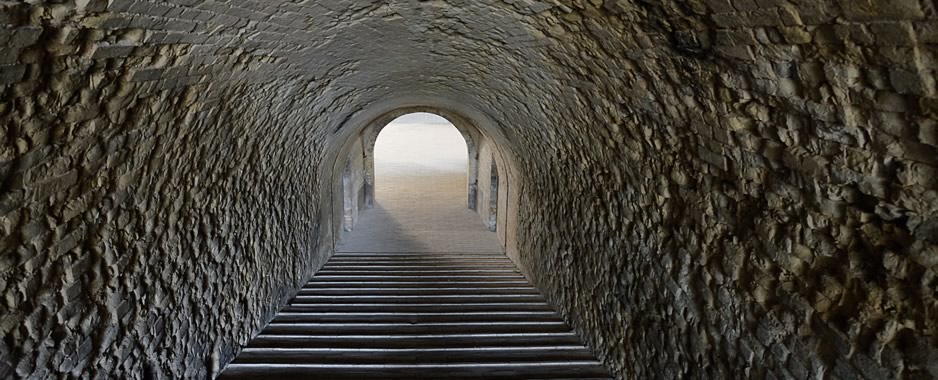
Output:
218,124,611,378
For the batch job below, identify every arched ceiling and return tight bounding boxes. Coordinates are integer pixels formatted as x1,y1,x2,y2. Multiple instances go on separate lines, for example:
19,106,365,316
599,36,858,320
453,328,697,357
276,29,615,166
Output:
2,1,936,379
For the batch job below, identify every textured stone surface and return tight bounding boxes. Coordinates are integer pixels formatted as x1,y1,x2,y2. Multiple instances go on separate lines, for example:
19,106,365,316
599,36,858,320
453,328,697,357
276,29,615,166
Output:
2,0,937,379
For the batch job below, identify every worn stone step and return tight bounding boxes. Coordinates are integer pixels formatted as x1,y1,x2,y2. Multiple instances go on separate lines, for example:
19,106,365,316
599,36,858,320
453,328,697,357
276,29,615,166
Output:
330,253,511,262
220,362,612,379
272,311,561,323
231,346,598,364
316,268,521,275
327,256,515,261
296,287,541,296
262,321,570,335
221,248,611,379
282,302,553,313
309,274,526,282
290,294,545,304
314,270,522,277
323,262,517,268
303,281,532,288
247,332,583,349
328,258,511,262
332,252,507,257
326,257,515,262
327,255,515,260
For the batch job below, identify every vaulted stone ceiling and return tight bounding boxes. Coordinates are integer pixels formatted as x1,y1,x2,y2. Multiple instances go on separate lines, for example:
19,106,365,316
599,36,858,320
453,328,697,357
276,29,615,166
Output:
1,0,936,378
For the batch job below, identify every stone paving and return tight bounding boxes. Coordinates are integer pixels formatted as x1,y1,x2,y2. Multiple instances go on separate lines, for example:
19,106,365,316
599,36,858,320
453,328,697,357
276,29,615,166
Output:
337,122,504,254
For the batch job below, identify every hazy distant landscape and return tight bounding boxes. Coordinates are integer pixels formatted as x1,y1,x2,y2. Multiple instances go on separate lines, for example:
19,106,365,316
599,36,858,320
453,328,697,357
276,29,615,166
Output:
376,113,467,176
389,112,450,125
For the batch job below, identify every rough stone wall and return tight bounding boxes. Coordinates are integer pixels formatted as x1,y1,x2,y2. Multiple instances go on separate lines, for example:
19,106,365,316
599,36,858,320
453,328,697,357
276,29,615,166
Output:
511,1,938,378
0,74,330,377
0,4,335,378
2,1,937,379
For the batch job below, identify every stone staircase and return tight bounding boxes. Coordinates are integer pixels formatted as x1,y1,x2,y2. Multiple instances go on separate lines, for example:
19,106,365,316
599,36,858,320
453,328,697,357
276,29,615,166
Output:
219,252,612,379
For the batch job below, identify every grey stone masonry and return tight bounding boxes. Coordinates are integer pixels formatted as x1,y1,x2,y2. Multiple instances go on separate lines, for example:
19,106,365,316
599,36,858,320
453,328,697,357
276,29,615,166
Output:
1,1,937,379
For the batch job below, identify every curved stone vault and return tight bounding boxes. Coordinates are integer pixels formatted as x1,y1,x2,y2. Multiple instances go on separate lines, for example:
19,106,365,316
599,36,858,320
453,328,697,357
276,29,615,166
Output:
1,0,937,379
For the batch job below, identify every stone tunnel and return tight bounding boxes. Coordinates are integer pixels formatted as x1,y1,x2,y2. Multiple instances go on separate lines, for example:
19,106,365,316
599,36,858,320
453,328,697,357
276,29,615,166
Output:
2,0,938,378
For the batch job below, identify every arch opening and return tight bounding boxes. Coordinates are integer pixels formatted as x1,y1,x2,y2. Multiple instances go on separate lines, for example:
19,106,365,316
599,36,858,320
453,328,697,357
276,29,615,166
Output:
338,112,475,234
372,112,469,205
327,106,517,257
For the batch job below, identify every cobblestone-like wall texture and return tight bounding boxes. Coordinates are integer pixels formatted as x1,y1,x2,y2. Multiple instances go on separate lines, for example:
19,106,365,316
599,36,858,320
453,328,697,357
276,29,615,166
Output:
2,0,937,379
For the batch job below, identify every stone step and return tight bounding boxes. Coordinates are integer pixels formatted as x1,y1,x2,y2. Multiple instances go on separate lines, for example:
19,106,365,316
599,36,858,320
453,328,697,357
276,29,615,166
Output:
323,262,517,268
316,268,521,275
318,264,520,274
231,346,597,364
247,332,584,349
221,362,612,379
290,294,546,304
308,274,527,281
327,258,513,264
302,281,533,288
332,252,507,257
326,256,515,261
296,287,541,296
327,255,515,260
220,251,611,379
272,311,562,323
261,321,570,335
282,302,554,313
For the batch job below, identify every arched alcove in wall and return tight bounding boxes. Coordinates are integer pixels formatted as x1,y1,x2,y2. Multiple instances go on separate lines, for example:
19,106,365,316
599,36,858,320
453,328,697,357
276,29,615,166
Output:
482,159,499,232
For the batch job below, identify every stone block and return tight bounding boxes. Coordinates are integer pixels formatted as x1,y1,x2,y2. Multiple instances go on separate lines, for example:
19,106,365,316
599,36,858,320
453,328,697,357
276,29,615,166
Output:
889,68,937,96
869,21,917,46
838,0,925,21
0,64,25,84
90,44,136,59
0,26,42,48
919,119,938,147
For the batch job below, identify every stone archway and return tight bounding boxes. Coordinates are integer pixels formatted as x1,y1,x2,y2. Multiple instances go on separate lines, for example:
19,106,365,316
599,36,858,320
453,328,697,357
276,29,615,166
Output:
360,110,481,212
327,105,517,253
